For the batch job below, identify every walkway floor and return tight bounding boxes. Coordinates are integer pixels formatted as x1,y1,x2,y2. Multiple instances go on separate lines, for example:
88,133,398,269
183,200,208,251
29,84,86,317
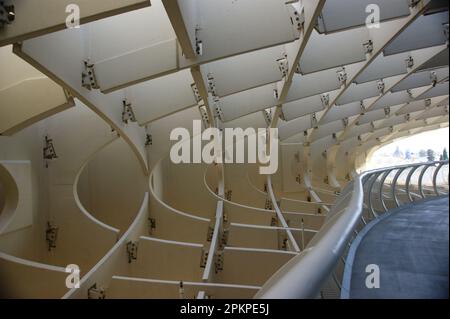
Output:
345,196,449,299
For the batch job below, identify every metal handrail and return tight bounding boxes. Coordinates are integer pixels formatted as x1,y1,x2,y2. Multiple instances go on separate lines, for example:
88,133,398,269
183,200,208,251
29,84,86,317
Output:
255,161,449,299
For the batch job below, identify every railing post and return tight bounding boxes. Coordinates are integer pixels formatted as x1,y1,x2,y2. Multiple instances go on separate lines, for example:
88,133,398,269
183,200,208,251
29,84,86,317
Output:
391,167,407,207
418,164,433,199
433,162,445,196
405,165,421,202
379,169,394,212
368,172,382,218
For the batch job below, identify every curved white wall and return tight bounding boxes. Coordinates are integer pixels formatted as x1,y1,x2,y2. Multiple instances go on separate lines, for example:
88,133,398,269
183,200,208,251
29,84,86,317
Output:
78,138,147,232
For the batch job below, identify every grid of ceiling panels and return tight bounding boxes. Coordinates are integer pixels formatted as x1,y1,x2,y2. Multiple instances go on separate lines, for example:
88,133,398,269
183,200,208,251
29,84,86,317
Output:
13,0,446,149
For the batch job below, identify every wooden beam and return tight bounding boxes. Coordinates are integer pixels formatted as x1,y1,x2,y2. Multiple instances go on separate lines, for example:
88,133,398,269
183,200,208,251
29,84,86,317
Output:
162,0,196,59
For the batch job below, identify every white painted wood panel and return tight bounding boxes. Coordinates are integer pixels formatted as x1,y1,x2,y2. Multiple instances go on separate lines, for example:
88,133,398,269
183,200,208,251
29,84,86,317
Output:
0,0,150,46
317,0,410,34
298,28,369,74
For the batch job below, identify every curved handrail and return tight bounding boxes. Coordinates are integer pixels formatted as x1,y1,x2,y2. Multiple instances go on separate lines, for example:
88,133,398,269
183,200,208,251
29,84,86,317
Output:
246,169,335,207
205,165,333,217
149,159,211,223
73,138,121,235
63,192,149,299
255,161,449,299
0,251,67,273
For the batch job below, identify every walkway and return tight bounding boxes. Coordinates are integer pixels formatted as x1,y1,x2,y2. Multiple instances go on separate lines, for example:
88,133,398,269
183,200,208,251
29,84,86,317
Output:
343,196,449,299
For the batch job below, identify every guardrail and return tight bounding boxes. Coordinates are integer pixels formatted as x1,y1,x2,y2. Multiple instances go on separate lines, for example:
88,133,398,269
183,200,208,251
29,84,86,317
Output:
255,161,449,299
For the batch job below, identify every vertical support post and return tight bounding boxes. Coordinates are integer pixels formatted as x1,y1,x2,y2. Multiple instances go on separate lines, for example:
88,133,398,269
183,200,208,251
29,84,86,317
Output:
405,165,421,202
378,169,393,213
368,172,382,218
433,162,445,196
418,164,432,199
391,168,407,207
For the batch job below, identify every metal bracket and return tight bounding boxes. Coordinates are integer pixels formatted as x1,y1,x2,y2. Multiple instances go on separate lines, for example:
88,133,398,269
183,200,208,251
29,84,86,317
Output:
273,89,279,100
221,229,229,247
223,213,229,224
270,216,278,227
384,107,391,117
145,134,153,147
122,99,137,124
191,83,202,103
281,237,289,251
406,89,413,99
225,190,232,201
320,93,330,108
195,26,203,56
82,60,99,91
148,218,156,235
213,97,224,121
46,222,58,251
332,133,338,140
405,114,411,122
179,281,185,299
214,251,224,273
405,56,414,68
425,99,432,108
265,198,274,210
126,241,138,263
88,283,106,299
199,105,210,128
363,40,374,54
377,80,385,94
342,118,349,127
337,68,347,86
0,1,14,27
43,136,58,160
408,0,421,8
360,101,366,115
200,248,208,268
43,136,58,168
290,8,305,32
277,54,289,79
296,174,302,184
263,109,272,126
207,73,217,96
311,113,318,128
430,71,438,87
207,224,214,242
